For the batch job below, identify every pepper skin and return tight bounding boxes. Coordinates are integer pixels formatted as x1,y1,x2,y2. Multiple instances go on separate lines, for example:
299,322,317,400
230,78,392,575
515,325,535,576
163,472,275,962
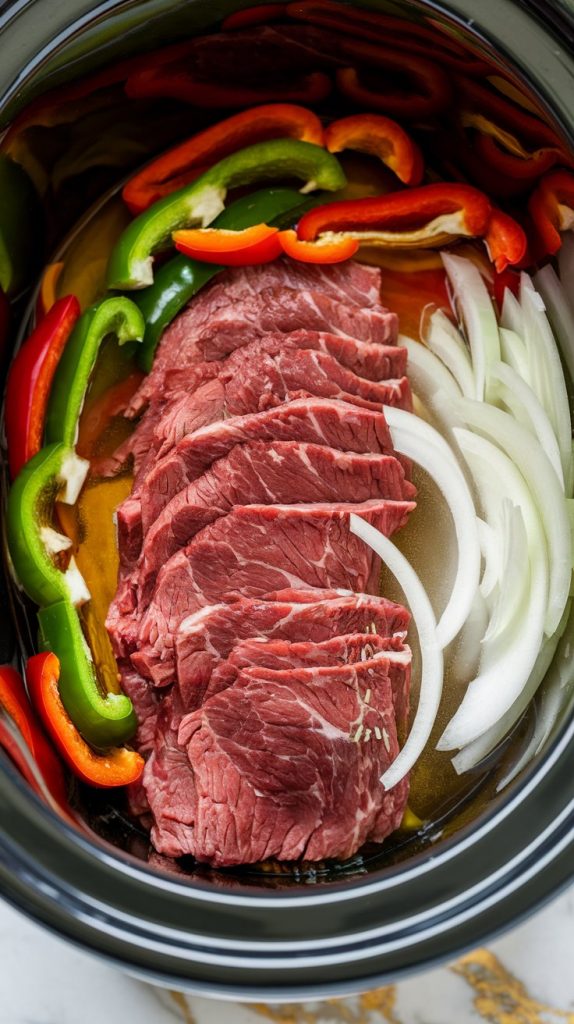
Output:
278,229,358,262
0,664,68,806
528,169,574,256
325,113,423,186
45,296,144,447
223,4,289,29
27,652,143,787
107,139,346,290
484,208,527,273
173,224,283,265
123,104,325,215
125,65,331,109
5,296,80,480
134,186,322,371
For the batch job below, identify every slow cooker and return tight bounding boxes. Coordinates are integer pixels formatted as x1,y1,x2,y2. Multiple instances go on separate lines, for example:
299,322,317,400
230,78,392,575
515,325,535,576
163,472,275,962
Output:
0,0,573,1001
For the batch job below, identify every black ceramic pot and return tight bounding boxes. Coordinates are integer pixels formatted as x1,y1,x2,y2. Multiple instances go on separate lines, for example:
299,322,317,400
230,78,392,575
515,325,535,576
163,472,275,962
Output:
0,0,573,1001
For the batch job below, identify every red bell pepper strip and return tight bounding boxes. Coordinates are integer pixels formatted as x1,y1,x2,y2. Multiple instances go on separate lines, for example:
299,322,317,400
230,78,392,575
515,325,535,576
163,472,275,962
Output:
325,113,423,186
473,131,567,185
336,57,449,123
125,64,331,108
278,229,358,263
5,295,80,480
528,169,574,256
296,183,491,247
123,104,325,215
456,76,567,153
286,0,490,75
0,664,68,807
27,653,144,789
223,3,289,29
484,209,528,273
173,224,283,266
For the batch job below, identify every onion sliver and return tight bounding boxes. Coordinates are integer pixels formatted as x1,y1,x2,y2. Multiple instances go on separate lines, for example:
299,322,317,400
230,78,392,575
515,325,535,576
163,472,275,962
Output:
425,309,476,399
482,500,529,645
400,335,461,402
501,288,526,338
438,429,548,750
349,514,443,790
534,264,574,391
442,253,500,401
477,518,500,601
490,361,564,488
454,398,570,638
519,275,572,491
383,406,480,648
499,327,530,383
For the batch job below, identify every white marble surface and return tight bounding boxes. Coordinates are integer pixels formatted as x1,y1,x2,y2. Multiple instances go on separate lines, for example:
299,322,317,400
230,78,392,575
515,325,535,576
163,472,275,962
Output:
0,886,573,1023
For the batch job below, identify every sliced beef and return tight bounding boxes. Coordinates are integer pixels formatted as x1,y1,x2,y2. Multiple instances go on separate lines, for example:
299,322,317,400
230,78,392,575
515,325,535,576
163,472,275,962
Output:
146,655,409,864
130,499,414,685
136,442,415,602
127,260,384,415
132,397,398,545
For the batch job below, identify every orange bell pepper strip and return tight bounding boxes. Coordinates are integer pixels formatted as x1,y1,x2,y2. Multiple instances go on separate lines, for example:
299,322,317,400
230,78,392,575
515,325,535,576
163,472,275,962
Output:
0,664,68,808
223,3,289,29
122,104,325,215
286,1,490,75
26,652,144,789
173,224,283,266
325,113,423,186
484,208,528,273
4,295,80,480
125,64,331,109
36,261,64,319
528,169,574,256
278,229,358,263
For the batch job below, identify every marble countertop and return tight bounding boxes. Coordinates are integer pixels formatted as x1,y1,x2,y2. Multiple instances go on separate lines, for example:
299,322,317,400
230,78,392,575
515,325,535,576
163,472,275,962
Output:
0,886,573,1023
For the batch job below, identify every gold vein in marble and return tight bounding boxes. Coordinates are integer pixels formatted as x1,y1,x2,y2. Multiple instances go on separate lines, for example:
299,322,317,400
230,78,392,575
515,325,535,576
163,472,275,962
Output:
453,949,574,1024
250,985,401,1023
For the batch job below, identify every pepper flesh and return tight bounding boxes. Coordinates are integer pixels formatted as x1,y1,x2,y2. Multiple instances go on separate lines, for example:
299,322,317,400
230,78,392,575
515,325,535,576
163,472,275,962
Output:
135,186,323,371
528,169,574,256
5,296,81,480
484,208,528,272
45,296,144,447
325,113,423,186
278,229,358,263
125,65,331,109
223,4,289,28
26,653,143,787
6,442,90,609
0,664,68,806
123,104,325,215
173,224,283,265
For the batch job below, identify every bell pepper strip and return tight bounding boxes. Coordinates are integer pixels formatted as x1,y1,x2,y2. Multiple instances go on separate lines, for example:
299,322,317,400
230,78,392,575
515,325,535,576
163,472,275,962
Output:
36,262,65,320
173,224,283,266
26,653,143,787
296,183,492,250
45,296,144,447
223,4,289,29
36,600,136,749
467,117,569,184
5,297,81,480
107,139,346,290
0,286,9,362
0,664,68,806
484,208,528,273
456,75,567,153
528,169,574,257
336,65,448,123
278,229,358,263
76,372,145,461
285,1,490,76
6,442,90,609
135,186,320,372
0,155,42,295
125,64,331,108
122,104,325,215
325,113,423,186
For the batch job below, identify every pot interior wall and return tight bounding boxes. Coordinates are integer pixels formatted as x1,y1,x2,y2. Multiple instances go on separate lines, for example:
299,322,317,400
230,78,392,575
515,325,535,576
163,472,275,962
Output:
1,0,573,894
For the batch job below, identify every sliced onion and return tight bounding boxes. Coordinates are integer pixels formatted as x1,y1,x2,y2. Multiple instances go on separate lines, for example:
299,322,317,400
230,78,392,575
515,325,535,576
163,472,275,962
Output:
490,360,564,488
499,327,530,383
438,429,548,750
401,335,461,403
442,253,500,401
454,397,570,638
349,514,443,790
534,263,574,390
383,406,481,648
424,309,476,399
477,518,500,600
500,287,525,337
482,499,529,645
449,587,489,683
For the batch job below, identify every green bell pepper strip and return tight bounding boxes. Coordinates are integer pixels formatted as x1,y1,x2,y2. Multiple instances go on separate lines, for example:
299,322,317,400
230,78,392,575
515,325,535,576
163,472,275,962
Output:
135,187,328,372
6,442,90,608
38,599,136,748
106,139,346,290
45,295,145,447
0,155,42,295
